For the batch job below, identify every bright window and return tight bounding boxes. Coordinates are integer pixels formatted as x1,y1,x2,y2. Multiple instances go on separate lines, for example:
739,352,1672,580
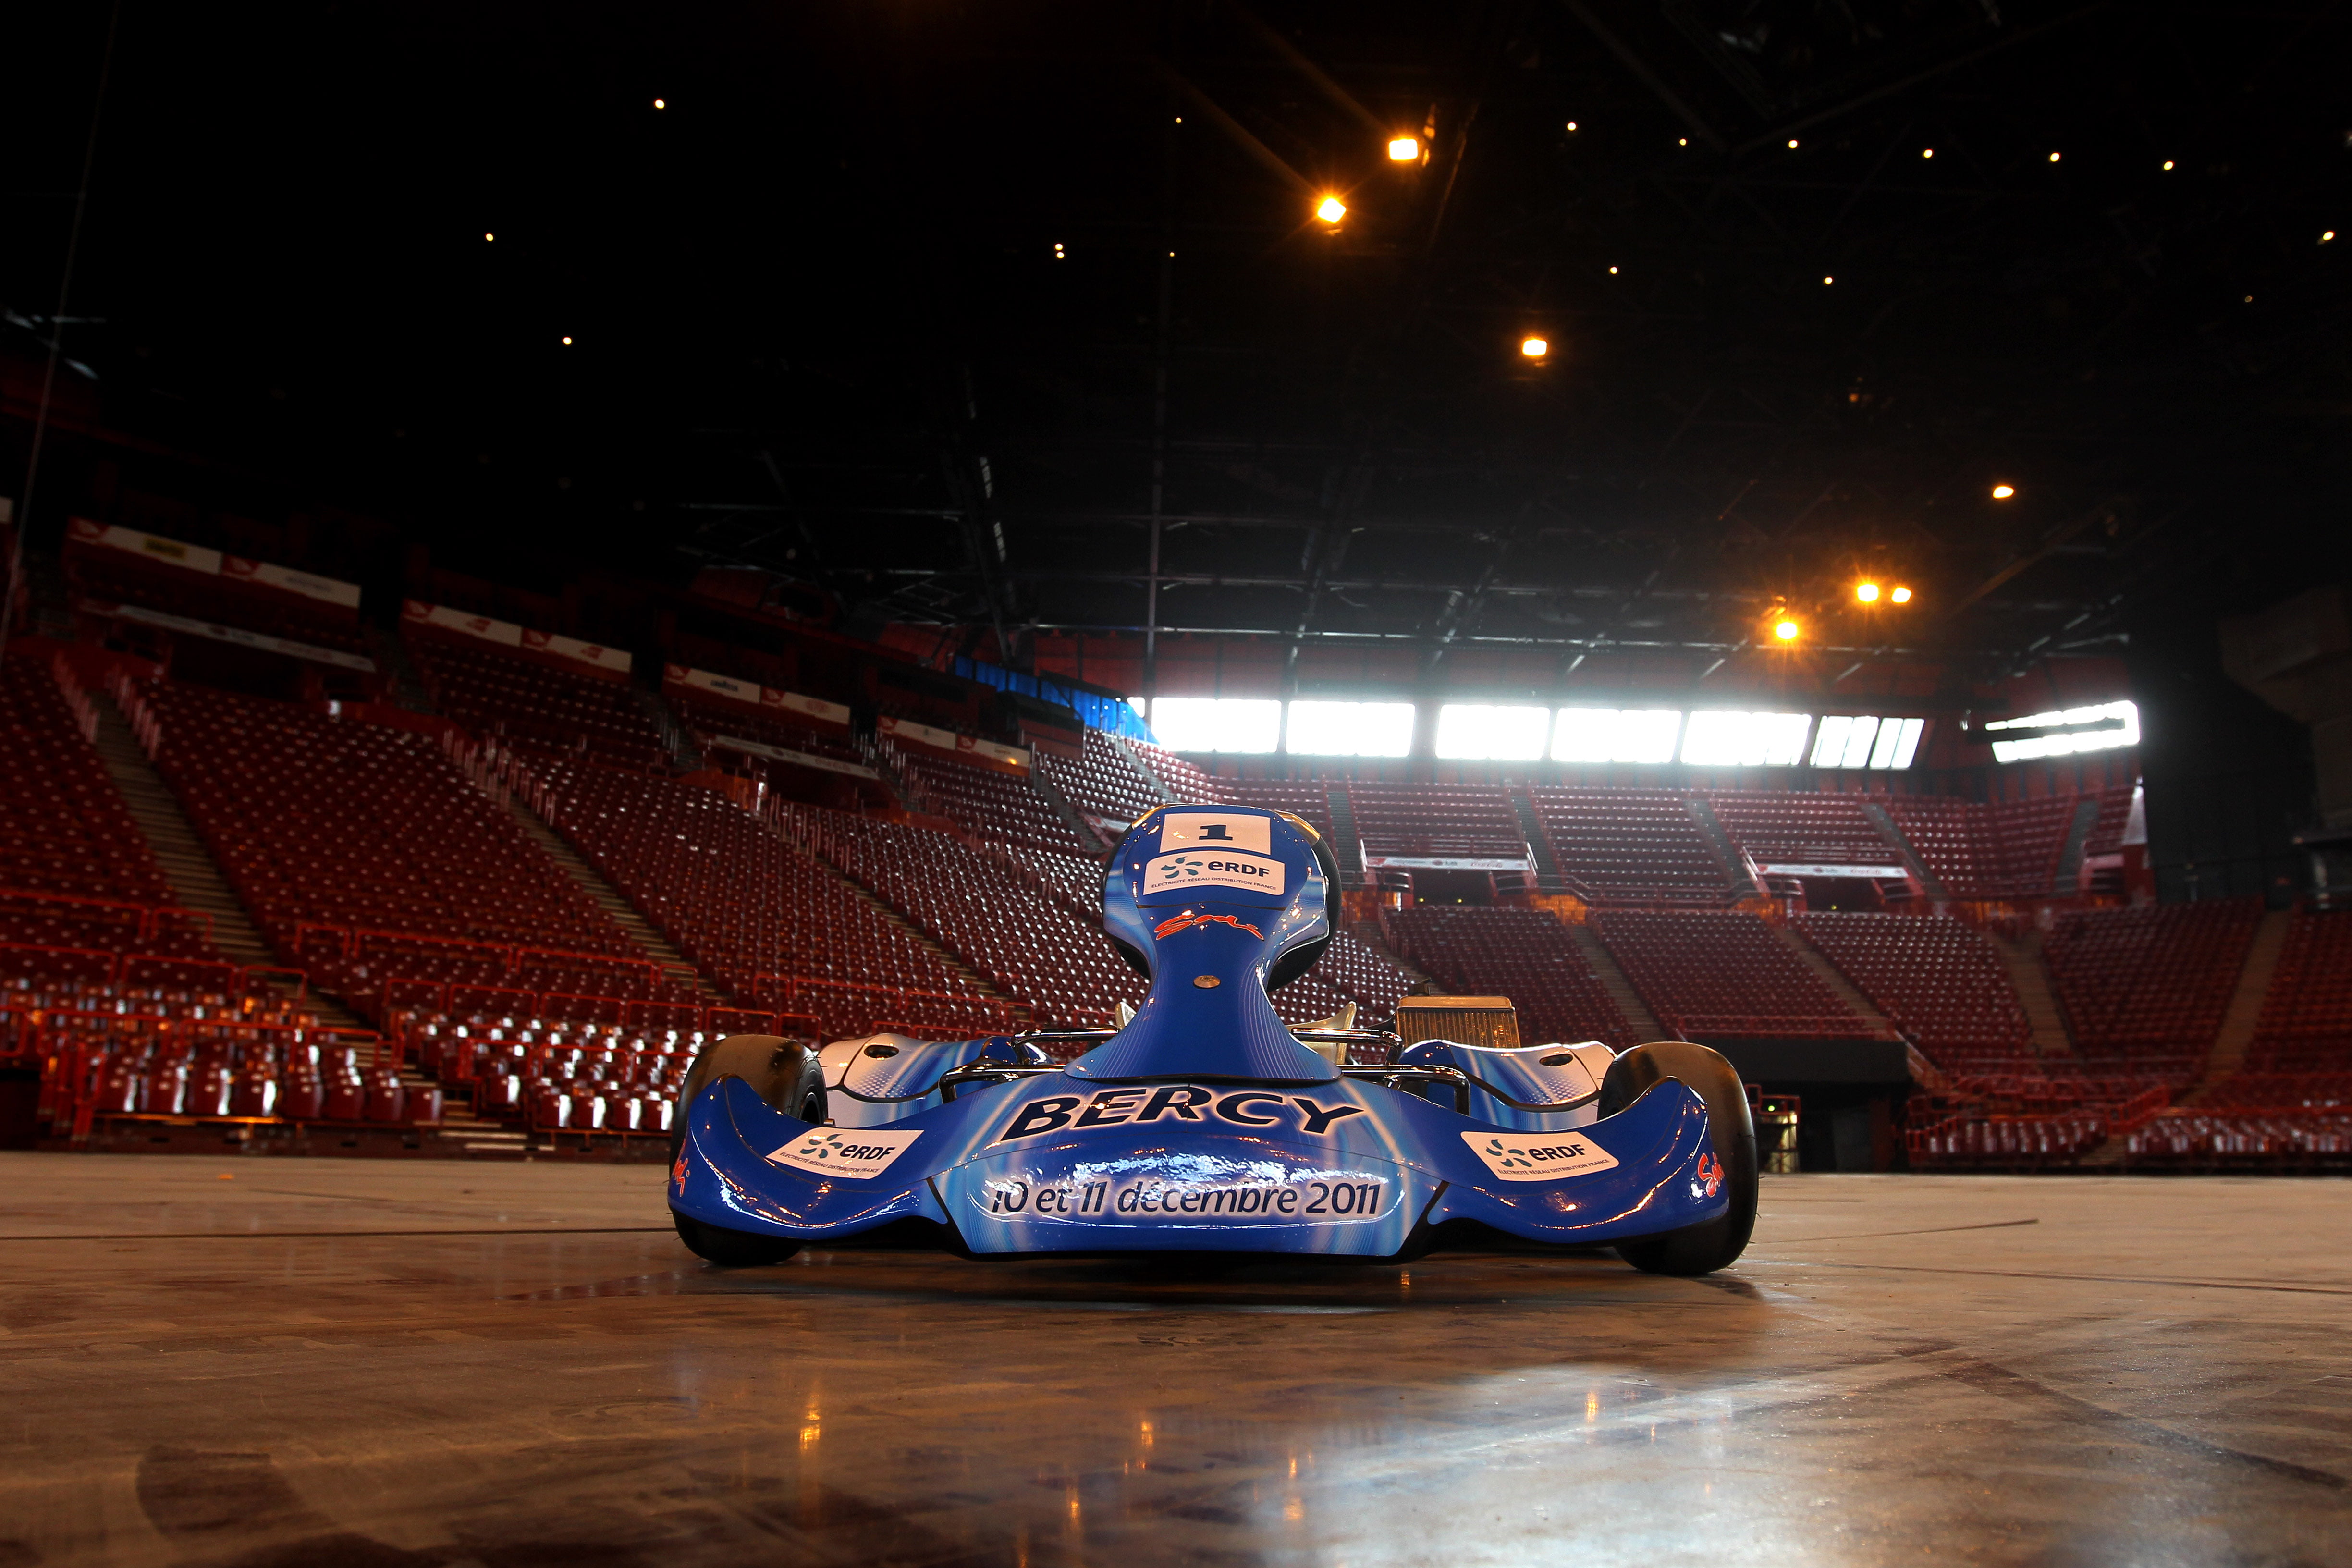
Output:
1984,700,2137,762
1553,708,1683,764
1810,715,1924,770
1149,697,1283,753
1434,704,1552,760
1286,700,1415,757
1680,710,1813,767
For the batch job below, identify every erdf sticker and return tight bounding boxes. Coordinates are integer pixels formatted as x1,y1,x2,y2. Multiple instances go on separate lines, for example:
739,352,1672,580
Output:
1460,1129,1620,1182
766,1127,922,1179
1141,850,1286,897
1159,813,1272,854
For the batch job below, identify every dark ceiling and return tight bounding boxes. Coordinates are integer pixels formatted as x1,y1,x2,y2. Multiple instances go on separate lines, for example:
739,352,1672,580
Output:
8,0,2349,692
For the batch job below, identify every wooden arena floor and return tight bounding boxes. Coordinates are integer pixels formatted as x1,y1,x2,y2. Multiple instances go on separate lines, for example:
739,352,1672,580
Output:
0,1155,2344,1566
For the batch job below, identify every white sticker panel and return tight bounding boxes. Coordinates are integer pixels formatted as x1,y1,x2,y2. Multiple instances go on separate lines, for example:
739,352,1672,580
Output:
1141,850,1286,898
1460,1129,1620,1182
1158,813,1273,855
765,1126,923,1179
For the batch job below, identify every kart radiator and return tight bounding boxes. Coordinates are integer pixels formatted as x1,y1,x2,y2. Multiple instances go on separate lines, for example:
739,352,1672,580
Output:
1394,995,1520,1051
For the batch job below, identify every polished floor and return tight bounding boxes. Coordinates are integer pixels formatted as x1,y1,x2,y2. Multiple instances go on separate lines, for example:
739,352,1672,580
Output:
0,1155,2345,1567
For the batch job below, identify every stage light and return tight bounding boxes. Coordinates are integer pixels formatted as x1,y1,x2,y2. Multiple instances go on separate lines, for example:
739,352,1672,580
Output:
2048,151,2061,162
2162,160,2175,170
653,98,666,110
1054,242,1066,259
1608,265,1618,274
1315,195,1347,224
1788,138,1800,149
483,232,494,242
1823,275,1834,285
1922,148,1934,159
1891,586,1913,604
1520,335,1549,359
1388,135,1420,161
561,336,573,345
1774,619,1800,642
1991,484,2015,499
1856,582,1881,603
1678,137,1688,147
2324,231,2336,243
1565,122,1578,132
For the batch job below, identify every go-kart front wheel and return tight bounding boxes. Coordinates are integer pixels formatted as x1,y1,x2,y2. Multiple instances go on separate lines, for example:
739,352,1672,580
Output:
1599,1041,1758,1276
672,1210,802,1266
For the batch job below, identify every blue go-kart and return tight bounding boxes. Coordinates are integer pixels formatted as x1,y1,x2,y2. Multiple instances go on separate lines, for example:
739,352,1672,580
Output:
668,806,1757,1274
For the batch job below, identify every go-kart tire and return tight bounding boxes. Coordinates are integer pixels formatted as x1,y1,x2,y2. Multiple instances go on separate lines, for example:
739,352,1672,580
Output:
672,1210,802,1267
667,1034,828,1167
1599,1041,1758,1276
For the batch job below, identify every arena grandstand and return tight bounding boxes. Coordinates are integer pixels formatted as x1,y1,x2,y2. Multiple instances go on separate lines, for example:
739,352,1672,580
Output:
10,4,2352,1560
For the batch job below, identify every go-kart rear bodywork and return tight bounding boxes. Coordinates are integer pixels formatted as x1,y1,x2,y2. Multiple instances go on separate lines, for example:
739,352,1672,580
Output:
669,805,1745,1265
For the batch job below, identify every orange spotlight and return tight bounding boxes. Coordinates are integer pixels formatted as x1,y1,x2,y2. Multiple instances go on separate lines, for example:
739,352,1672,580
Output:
1773,618,1800,643
1387,136,1420,162
1991,484,2016,499
1520,335,1549,359
1890,586,1913,604
1856,582,1881,603
1315,195,1347,224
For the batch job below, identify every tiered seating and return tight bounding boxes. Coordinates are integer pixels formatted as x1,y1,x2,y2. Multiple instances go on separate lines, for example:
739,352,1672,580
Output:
2044,899,2261,1082
14,976,431,1128
1001,843,1112,917
135,681,637,996
1794,913,2034,1073
400,1008,719,1131
0,657,181,909
66,549,368,653
408,639,665,768
530,760,994,1041
1315,931,1415,1029
1706,792,1902,874
1129,738,1225,804
1221,782,1338,840
2082,785,2137,857
1885,796,2078,898
1528,790,1730,903
2124,1111,2352,1170
1347,785,1528,864
1987,797,2081,894
1035,730,1167,829
0,656,228,988
1592,910,1876,1039
673,692,861,766
1385,906,1636,1048
899,754,1096,854
2241,910,2352,1075
829,815,1146,1029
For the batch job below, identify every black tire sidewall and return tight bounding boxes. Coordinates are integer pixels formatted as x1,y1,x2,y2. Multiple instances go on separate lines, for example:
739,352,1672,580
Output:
1601,1041,1759,1274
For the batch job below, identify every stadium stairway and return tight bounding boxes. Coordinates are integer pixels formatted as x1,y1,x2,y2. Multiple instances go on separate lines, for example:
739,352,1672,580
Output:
502,798,730,1004
1025,762,1109,852
84,689,374,1029
1509,793,1566,891
1774,922,1900,1038
1104,733,1177,804
1983,927,2077,1060
1860,800,1943,895
1566,921,1665,1038
2185,908,2295,1103
1683,797,1760,895
2052,796,2103,894
1325,789,1366,885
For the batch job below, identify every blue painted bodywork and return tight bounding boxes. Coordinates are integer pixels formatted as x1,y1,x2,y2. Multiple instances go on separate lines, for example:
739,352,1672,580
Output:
671,805,1728,1259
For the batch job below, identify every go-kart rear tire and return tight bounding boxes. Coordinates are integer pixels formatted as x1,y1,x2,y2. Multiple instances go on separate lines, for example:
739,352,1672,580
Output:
667,1034,828,1166
672,1209,802,1267
1599,1041,1758,1276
